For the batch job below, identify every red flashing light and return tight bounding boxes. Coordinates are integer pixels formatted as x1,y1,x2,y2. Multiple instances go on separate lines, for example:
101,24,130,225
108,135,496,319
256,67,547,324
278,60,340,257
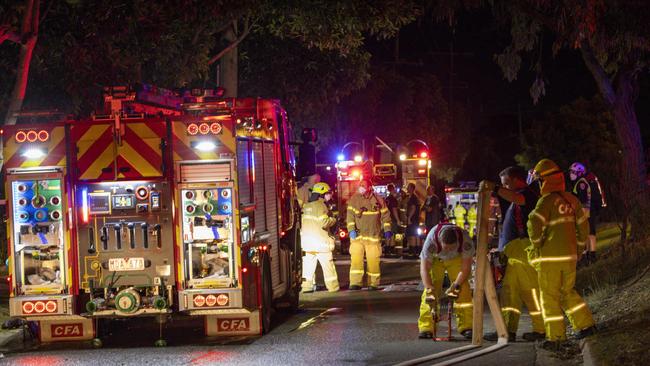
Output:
26,130,38,143
37,130,49,142
187,123,199,135
339,230,347,239
420,152,428,158
242,267,248,273
210,122,222,134
261,245,268,251
15,131,27,143
198,123,210,134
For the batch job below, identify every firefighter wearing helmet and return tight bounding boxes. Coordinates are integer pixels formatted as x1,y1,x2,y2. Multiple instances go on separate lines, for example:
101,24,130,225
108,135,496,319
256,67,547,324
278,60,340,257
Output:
527,159,596,347
300,182,339,292
346,179,392,290
569,162,599,266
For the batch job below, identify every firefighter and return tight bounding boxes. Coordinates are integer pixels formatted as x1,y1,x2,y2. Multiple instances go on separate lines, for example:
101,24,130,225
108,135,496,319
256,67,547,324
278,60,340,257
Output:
301,182,339,292
405,183,422,256
569,162,599,266
297,173,321,209
385,184,402,256
346,179,392,290
418,223,474,339
453,202,467,230
528,159,596,347
483,167,545,343
467,203,477,239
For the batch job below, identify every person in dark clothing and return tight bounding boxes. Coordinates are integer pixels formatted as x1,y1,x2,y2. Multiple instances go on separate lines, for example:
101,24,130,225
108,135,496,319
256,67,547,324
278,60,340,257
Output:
405,183,422,256
385,184,402,256
422,185,441,231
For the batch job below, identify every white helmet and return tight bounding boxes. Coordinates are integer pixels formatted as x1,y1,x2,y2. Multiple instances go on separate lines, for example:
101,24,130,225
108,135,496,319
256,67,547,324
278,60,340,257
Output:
569,162,586,176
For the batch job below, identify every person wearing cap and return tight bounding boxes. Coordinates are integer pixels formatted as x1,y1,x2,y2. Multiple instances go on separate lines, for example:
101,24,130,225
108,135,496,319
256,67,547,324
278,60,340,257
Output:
418,223,475,340
301,182,339,292
527,159,596,348
346,179,392,290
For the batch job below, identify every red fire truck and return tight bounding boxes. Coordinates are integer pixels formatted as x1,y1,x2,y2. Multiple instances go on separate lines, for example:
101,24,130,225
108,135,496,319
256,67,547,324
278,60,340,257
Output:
3,86,301,345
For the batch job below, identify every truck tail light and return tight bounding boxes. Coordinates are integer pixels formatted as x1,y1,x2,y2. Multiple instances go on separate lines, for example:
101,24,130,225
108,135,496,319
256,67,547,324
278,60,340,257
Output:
37,130,49,142
193,295,206,307
22,301,35,314
15,131,27,143
34,301,46,313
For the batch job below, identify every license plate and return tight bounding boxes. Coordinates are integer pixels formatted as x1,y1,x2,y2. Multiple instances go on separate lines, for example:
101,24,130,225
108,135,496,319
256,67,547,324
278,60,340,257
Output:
108,258,145,272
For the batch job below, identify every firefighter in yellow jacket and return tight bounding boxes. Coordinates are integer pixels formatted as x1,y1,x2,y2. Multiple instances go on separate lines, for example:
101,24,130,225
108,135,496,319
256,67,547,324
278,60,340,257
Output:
418,223,474,339
346,179,391,290
301,182,339,292
528,159,596,347
453,202,467,230
467,203,478,238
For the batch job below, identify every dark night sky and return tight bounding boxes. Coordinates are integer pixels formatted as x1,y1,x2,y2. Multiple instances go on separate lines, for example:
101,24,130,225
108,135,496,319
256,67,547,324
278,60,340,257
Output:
363,9,650,180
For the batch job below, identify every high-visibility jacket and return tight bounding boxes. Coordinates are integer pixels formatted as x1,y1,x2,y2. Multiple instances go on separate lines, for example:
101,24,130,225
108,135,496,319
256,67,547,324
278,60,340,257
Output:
301,199,337,252
467,206,477,224
346,192,391,238
297,183,313,209
527,190,589,268
454,205,467,223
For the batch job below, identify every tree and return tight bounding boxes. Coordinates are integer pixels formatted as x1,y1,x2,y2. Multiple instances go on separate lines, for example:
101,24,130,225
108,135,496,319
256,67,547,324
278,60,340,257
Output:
1,0,41,126
492,0,650,238
516,97,627,239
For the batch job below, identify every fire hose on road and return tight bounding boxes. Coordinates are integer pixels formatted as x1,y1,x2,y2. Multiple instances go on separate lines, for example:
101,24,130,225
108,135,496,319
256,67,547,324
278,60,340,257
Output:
396,181,509,366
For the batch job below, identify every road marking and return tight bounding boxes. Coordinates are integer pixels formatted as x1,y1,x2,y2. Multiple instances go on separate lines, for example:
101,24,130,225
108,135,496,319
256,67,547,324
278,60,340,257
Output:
290,307,342,332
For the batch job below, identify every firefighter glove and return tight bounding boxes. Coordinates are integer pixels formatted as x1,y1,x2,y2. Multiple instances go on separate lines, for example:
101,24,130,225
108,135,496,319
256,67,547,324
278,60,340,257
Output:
384,231,393,239
349,230,358,240
425,288,436,304
445,283,461,299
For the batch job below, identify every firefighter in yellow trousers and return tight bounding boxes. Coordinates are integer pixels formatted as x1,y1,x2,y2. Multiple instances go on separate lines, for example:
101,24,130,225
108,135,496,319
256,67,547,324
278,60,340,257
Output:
467,203,477,238
301,183,339,292
418,223,474,339
528,159,596,348
347,179,391,290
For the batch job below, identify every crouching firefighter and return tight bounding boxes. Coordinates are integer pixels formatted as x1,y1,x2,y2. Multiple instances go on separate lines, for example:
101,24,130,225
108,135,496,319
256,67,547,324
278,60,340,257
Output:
301,183,340,292
528,159,596,348
418,223,474,339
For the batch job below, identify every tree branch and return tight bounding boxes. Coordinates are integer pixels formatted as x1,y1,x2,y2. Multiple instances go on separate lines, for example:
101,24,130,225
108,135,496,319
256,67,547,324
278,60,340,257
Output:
207,18,255,65
579,39,616,106
0,24,21,44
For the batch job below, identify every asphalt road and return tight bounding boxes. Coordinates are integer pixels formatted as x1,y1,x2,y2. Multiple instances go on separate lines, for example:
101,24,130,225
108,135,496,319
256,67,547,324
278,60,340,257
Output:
0,258,542,366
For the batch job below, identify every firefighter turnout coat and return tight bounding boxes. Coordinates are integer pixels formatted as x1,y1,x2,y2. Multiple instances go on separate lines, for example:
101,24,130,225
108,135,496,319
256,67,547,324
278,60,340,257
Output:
301,198,339,291
527,162,595,341
346,192,391,287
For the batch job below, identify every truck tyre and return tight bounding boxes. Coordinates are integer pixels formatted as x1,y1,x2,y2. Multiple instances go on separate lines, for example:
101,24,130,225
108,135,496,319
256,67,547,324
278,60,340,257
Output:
261,254,273,333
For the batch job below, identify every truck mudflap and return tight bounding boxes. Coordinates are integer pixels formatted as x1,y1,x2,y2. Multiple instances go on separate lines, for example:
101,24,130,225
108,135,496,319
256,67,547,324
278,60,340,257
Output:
204,310,260,336
178,288,243,312
38,316,95,342
9,295,74,318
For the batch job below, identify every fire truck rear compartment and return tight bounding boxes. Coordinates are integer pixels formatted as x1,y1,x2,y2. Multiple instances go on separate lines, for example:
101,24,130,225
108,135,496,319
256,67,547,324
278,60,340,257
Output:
76,181,174,316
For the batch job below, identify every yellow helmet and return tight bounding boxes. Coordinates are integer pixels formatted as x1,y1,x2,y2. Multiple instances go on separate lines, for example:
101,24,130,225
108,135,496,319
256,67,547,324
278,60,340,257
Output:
311,182,331,195
532,159,562,180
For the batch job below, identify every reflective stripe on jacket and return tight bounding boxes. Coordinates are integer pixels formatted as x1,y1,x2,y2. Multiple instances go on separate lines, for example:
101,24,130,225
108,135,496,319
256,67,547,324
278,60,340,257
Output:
301,199,336,252
346,193,391,238
527,191,589,266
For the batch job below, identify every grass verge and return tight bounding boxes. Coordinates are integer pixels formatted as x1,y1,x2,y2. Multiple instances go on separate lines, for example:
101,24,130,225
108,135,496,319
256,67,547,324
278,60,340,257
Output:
577,237,650,366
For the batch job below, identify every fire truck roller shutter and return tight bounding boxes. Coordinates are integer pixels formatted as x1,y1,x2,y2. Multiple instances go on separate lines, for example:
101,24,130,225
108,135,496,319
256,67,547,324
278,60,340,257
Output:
263,142,283,292
237,140,252,205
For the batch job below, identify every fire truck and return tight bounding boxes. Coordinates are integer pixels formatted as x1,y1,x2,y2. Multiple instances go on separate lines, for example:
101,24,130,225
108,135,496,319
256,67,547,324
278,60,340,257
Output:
399,151,431,200
444,184,501,244
3,86,301,344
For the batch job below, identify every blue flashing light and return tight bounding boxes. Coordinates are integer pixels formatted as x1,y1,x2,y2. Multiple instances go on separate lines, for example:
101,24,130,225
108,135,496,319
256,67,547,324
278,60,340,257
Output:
337,153,345,161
